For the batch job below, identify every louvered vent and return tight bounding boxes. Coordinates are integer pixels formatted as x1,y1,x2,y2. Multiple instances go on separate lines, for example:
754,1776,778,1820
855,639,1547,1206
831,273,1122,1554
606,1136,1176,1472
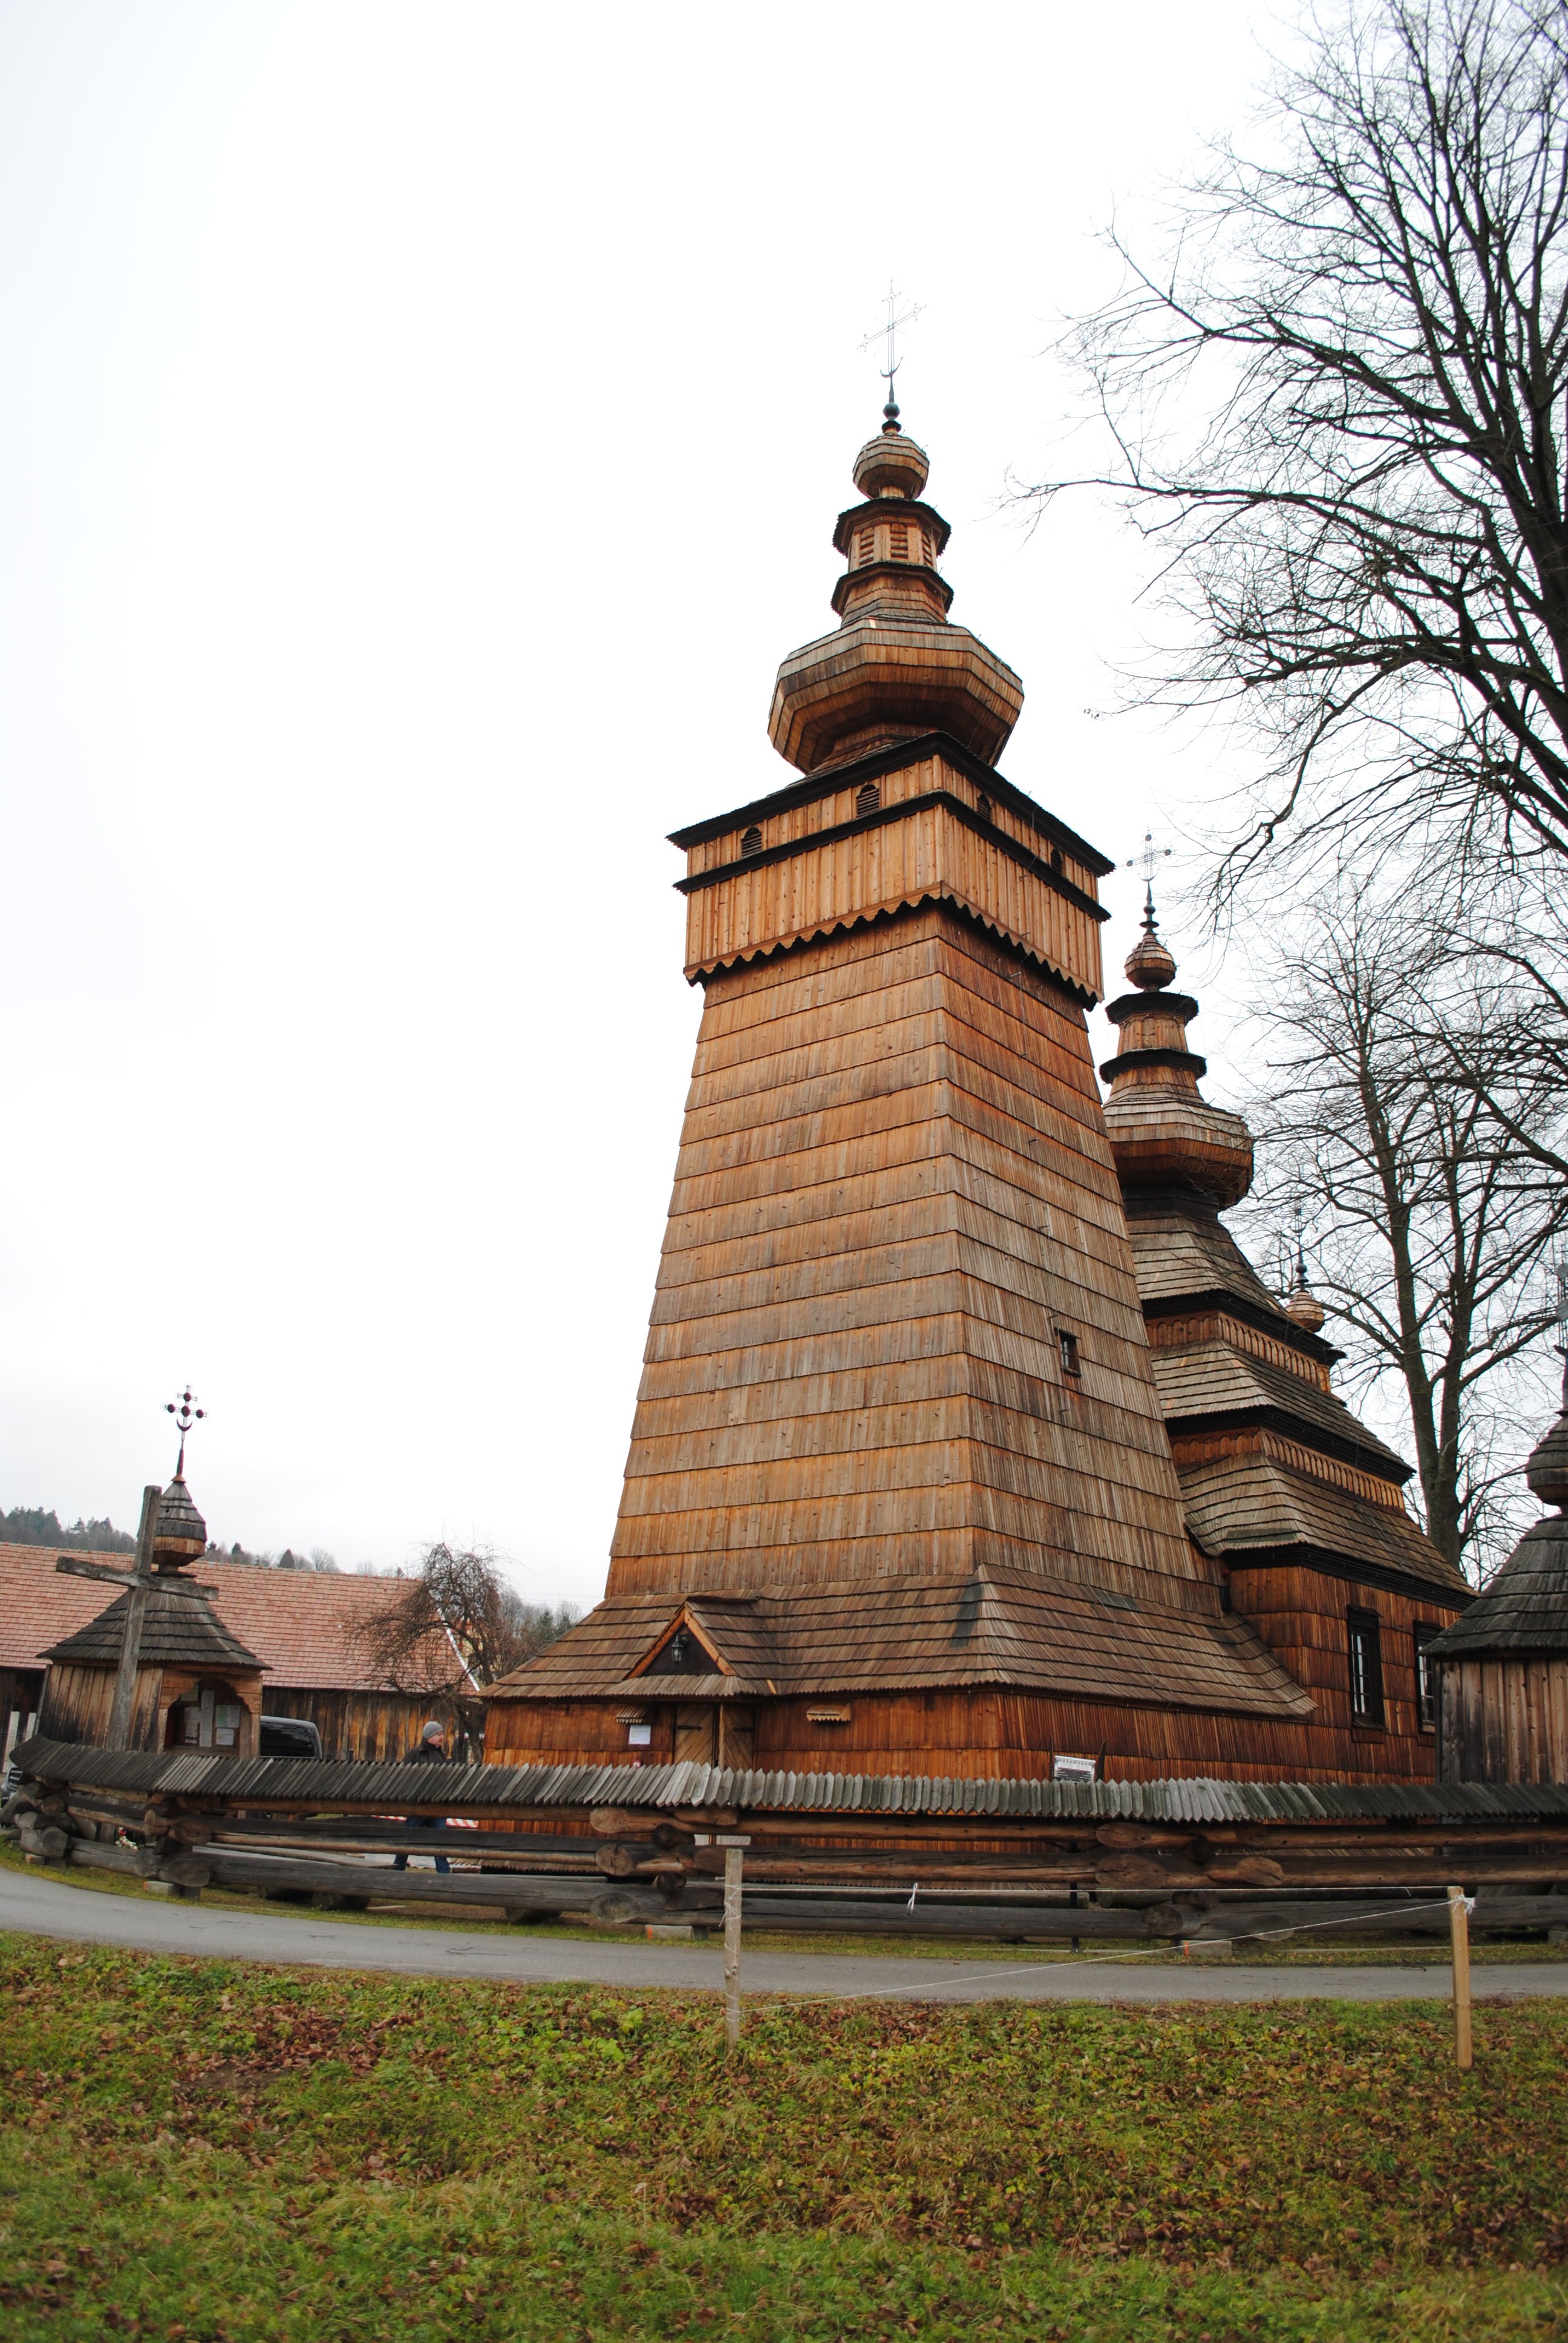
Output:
890,522,909,560
740,824,763,856
855,782,880,818
858,526,877,565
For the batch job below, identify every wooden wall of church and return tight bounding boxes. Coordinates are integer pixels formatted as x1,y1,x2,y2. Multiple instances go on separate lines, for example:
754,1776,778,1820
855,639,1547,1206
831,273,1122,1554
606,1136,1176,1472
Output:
1226,1561,1455,1775
1437,1657,1568,1784
483,1669,1449,1786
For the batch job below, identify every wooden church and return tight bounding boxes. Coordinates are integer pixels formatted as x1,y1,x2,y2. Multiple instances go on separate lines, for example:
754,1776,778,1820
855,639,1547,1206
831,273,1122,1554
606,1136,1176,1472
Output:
485,407,1471,1784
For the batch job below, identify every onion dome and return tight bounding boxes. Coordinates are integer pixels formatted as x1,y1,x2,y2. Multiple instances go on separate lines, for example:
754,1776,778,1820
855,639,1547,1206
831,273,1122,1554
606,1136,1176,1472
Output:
852,425,930,502
152,1474,209,1572
1526,1378,1568,1510
768,415,1024,775
1285,1279,1328,1335
1099,898,1253,1207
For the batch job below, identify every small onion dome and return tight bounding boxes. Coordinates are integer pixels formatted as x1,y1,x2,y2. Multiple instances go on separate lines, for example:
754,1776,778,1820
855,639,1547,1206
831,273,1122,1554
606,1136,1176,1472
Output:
1099,909,1254,1207
152,1473,208,1571
852,426,929,502
1526,1396,1568,1512
1123,925,1177,992
1285,1279,1327,1335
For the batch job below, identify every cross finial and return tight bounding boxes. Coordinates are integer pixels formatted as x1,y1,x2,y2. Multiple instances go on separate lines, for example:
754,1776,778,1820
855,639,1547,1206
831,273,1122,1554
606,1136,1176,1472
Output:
860,281,924,428
165,1384,206,1478
1125,831,1172,929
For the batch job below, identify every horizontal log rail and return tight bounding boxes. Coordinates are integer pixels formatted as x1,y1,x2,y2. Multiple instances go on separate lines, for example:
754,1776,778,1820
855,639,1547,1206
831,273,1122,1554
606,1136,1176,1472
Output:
10,1738,1568,1947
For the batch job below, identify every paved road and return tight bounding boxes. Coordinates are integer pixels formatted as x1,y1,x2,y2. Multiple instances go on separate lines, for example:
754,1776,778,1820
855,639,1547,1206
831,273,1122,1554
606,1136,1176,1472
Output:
5,1867,1567,2004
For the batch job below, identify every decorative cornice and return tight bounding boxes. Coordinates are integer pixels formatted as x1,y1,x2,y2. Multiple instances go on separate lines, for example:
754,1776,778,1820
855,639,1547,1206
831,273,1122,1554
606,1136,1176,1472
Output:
1164,1399,1413,1484
674,784,1109,926
1224,1544,1474,1608
668,730,1114,875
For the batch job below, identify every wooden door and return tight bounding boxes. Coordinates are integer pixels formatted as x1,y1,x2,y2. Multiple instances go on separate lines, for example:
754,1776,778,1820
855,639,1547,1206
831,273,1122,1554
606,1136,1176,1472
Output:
716,1705,755,1769
674,1703,716,1765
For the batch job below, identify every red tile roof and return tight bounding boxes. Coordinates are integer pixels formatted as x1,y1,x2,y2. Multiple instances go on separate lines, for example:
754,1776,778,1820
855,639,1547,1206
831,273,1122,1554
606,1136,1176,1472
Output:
0,1544,445,1689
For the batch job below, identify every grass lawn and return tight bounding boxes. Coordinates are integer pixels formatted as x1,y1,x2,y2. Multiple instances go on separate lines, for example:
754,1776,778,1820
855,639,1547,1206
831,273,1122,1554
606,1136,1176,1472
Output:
2,1933,1567,2341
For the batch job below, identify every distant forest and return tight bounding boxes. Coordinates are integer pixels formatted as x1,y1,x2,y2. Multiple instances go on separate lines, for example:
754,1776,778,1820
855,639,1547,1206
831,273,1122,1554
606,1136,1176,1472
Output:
1,1505,337,1570
1,1505,136,1553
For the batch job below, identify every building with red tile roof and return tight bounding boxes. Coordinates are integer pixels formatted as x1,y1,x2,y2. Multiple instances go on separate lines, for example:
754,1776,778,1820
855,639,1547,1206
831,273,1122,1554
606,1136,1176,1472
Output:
1,1543,468,1763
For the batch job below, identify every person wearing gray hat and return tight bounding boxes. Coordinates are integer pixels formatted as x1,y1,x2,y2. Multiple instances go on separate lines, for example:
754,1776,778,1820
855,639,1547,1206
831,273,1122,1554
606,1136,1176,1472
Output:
393,1719,452,1873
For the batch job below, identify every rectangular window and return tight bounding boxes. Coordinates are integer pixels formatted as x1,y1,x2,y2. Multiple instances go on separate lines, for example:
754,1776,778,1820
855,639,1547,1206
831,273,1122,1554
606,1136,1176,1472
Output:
1413,1624,1440,1730
1347,1608,1385,1726
627,1723,652,1748
1058,1330,1081,1379
1052,1754,1098,1783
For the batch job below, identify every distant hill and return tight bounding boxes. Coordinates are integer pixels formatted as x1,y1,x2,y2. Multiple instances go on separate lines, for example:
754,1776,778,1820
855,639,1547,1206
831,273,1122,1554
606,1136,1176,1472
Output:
1,1505,136,1553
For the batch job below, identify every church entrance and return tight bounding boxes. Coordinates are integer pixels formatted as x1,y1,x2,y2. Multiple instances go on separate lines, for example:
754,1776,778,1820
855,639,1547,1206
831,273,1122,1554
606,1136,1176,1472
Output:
673,1702,754,1769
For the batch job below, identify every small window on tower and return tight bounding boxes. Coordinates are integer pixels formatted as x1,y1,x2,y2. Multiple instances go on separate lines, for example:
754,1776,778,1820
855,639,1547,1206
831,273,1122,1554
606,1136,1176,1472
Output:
920,531,936,567
890,521,909,560
1050,845,1065,874
1347,1608,1385,1726
977,795,992,824
1413,1622,1440,1730
858,526,877,565
740,824,763,857
856,782,881,818
1058,1330,1081,1379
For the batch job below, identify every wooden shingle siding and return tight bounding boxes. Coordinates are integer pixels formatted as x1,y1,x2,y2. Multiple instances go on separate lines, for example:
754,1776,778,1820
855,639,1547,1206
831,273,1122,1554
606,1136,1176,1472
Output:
608,905,1204,1611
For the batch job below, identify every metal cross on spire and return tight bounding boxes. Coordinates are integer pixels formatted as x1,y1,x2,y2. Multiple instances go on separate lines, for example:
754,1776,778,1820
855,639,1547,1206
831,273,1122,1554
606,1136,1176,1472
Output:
166,1384,206,1478
1125,831,1172,928
860,281,924,426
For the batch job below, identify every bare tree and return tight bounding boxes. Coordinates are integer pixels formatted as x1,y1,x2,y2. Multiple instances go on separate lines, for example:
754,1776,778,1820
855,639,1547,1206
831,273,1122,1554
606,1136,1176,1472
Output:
357,1543,577,1743
1036,1,1568,888
1241,884,1568,1575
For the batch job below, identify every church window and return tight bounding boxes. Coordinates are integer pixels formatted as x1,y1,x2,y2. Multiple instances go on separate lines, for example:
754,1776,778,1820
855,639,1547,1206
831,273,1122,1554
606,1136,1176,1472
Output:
1058,1330,1081,1378
740,824,763,857
1413,1622,1440,1729
1347,1608,1385,1725
978,795,992,824
855,782,880,818
1050,845,1065,874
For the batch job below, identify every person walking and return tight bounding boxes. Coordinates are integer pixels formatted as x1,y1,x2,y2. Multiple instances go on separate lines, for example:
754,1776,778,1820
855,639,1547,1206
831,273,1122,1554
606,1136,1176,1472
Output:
393,1720,452,1874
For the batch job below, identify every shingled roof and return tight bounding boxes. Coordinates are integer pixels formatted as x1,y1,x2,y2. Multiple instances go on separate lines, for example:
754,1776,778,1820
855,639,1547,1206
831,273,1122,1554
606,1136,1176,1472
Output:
1423,1518,1568,1657
488,1564,1315,1719
1178,1452,1469,1594
42,1584,261,1671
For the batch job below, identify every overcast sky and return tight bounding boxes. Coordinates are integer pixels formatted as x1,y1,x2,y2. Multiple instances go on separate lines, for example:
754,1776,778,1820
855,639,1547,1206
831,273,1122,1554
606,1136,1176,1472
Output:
0,1,1279,1605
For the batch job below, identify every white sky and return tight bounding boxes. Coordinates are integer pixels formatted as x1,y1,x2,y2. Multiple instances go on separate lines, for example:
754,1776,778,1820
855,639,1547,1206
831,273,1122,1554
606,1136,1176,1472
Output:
0,1,1276,1606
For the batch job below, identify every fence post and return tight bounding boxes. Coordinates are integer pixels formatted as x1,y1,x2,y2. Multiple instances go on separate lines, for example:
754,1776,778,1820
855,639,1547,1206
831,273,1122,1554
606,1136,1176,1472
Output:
722,1841,745,2051
1448,1883,1473,2072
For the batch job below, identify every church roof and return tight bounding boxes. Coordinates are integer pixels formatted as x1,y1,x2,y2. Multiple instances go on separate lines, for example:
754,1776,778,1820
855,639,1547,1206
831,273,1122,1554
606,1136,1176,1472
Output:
1150,1340,1410,1479
486,1565,1315,1720
1101,908,1460,1605
1178,1451,1469,1594
1422,1518,1568,1656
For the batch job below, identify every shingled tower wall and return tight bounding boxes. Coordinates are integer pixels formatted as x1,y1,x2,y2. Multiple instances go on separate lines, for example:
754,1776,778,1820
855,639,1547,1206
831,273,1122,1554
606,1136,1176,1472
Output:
606,419,1201,1610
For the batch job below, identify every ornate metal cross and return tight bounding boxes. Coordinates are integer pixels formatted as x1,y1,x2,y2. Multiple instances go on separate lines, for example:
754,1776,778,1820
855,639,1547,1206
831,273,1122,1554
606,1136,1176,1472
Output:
166,1385,206,1476
860,282,924,422
1125,831,1172,923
